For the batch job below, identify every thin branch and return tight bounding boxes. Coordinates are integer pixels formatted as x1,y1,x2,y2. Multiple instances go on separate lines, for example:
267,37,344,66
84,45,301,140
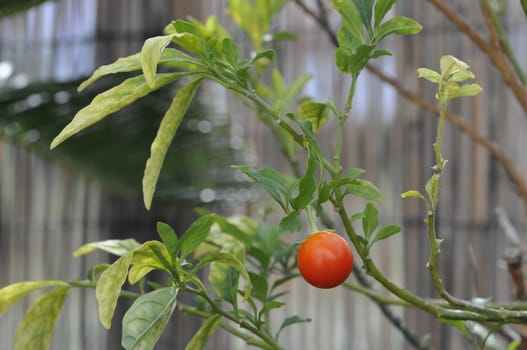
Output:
480,0,526,84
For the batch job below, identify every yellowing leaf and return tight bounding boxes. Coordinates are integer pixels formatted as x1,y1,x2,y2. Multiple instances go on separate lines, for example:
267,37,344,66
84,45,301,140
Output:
14,286,70,350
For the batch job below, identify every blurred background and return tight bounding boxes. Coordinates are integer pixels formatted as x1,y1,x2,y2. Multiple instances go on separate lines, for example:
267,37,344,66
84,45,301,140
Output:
0,0,526,349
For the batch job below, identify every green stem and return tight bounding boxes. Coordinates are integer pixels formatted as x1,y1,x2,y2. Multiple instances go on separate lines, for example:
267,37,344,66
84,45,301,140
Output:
179,304,274,350
342,281,411,307
306,205,318,232
184,286,283,350
68,280,140,299
345,76,358,113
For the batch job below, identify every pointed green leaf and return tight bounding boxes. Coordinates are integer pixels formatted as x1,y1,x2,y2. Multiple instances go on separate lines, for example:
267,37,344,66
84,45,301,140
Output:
73,239,141,257
439,318,470,338
156,222,178,259
417,68,441,83
448,83,482,100
0,281,68,316
353,0,373,35
440,55,469,76
297,101,330,132
371,49,392,58
14,286,70,350
177,214,216,259
248,272,268,302
185,315,222,350
51,73,183,149
277,315,311,338
347,179,383,202
336,44,375,77
401,190,427,202
171,32,203,55
96,253,133,329
271,69,286,96
197,252,252,302
250,49,276,64
141,35,176,88
279,210,302,233
375,16,422,42
129,241,173,284
284,73,312,102
78,49,198,92
121,287,178,350
362,203,379,241
292,146,317,210
142,77,204,209
374,0,396,27
373,224,401,243
221,37,239,66
79,53,142,92
450,70,475,83
233,166,290,211
333,0,365,48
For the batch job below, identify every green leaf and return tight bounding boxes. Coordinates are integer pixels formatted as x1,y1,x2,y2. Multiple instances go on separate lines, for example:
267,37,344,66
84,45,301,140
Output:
73,239,141,257
51,73,183,149
260,300,285,316
197,252,252,302
78,49,198,92
156,222,178,259
79,53,143,92
208,214,254,247
336,44,375,77
353,0,374,36
0,281,68,316
248,272,268,302
509,340,521,350
141,35,176,88
292,146,317,210
277,315,311,338
14,286,70,350
374,0,396,27
449,70,475,83
171,32,203,55
122,287,178,350
177,214,215,259
371,48,392,58
373,224,401,243
96,253,133,329
447,83,483,100
128,241,172,284
251,49,276,65
333,0,365,49
438,318,470,339
297,101,330,132
234,166,290,211
269,31,297,41
375,16,422,42
417,68,441,84
400,190,427,202
185,314,222,350
347,179,383,202
142,77,204,209
362,203,379,241
279,211,302,233
221,37,239,67
271,69,286,97
284,74,312,102
440,55,469,76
